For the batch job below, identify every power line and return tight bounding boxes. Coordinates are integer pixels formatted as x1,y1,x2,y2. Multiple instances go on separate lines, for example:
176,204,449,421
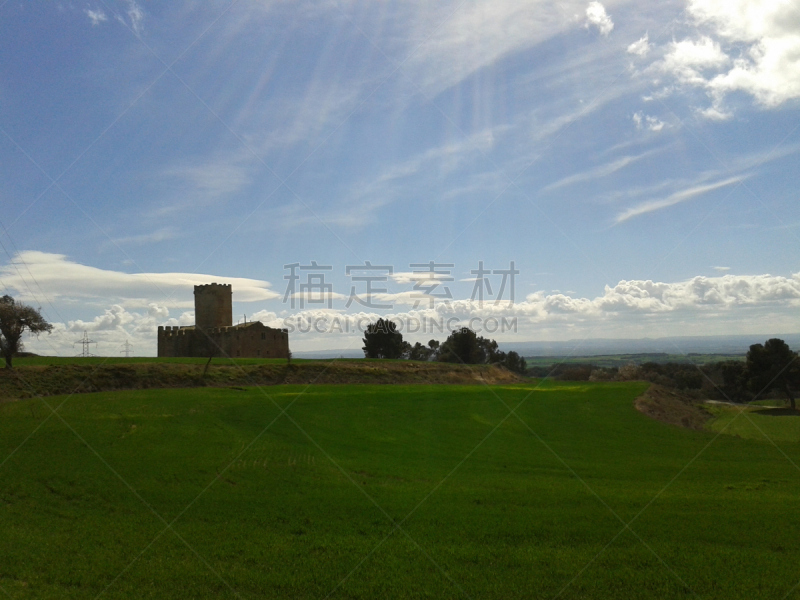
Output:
74,331,97,357
120,339,133,358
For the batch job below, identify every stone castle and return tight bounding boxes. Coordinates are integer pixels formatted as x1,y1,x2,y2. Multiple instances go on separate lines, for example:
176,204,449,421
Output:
157,283,290,359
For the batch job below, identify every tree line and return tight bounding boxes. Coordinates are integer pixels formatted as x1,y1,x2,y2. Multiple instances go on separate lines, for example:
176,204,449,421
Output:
362,318,527,374
531,338,799,409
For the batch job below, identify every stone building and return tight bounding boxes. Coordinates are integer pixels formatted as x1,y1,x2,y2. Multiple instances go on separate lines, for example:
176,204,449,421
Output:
157,283,290,359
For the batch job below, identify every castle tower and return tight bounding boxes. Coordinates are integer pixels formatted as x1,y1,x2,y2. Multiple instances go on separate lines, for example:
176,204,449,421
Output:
194,283,232,330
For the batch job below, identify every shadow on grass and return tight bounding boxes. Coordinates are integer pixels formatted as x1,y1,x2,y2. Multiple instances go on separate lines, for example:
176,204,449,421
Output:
752,407,800,417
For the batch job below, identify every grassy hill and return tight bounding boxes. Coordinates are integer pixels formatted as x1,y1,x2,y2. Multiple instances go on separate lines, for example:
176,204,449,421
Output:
0,357,521,402
1,381,799,598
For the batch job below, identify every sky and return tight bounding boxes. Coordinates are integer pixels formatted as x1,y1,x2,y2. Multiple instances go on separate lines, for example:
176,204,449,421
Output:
1,0,799,356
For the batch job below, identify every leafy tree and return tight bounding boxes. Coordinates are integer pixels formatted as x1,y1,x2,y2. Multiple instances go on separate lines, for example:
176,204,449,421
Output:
0,295,53,369
362,319,405,359
408,342,432,362
477,336,504,364
437,327,484,364
437,328,511,366
502,351,527,374
704,360,748,402
746,338,800,409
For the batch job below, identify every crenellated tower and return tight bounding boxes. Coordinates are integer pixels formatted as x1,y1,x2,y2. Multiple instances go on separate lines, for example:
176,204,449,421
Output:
158,283,288,359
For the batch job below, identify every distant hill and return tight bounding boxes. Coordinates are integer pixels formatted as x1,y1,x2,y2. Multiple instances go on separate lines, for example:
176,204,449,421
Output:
502,333,800,357
292,333,800,359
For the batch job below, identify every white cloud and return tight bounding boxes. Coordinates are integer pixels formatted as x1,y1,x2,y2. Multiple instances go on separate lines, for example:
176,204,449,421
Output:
615,174,747,223
17,266,800,355
391,271,453,285
585,2,614,36
0,251,280,310
698,105,732,121
647,1,800,115
627,33,651,57
85,8,107,26
288,273,800,322
121,0,144,35
713,266,731,272
404,1,600,97
252,271,800,349
543,148,661,192
632,112,665,132
68,304,135,332
661,36,730,85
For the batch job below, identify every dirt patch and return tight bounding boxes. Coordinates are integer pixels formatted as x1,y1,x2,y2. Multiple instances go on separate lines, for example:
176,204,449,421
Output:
635,384,712,430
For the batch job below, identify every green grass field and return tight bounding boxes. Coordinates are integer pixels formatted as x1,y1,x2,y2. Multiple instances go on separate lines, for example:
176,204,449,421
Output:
1,381,799,598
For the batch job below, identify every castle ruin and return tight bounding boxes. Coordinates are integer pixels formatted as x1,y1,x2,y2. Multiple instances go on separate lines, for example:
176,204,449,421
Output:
157,283,290,359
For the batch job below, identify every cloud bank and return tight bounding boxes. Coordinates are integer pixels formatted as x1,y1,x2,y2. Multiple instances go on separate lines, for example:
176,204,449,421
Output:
7,252,798,356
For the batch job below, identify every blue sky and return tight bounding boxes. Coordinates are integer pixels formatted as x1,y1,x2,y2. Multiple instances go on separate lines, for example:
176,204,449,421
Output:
1,0,799,355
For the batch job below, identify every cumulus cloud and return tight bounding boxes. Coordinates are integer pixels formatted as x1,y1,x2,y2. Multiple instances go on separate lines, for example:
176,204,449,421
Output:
661,36,730,85
268,272,800,324
85,8,107,26
627,33,651,57
68,304,136,332
243,272,800,349
648,0,800,115
586,2,614,36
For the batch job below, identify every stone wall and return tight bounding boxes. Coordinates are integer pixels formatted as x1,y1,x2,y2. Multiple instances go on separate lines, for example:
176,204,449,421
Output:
157,323,290,359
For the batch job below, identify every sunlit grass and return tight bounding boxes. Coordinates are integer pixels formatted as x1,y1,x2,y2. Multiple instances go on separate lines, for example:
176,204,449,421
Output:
0,382,798,598
706,403,800,442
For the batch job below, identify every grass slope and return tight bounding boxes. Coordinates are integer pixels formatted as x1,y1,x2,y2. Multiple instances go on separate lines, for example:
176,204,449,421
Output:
1,382,799,598
706,402,800,442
